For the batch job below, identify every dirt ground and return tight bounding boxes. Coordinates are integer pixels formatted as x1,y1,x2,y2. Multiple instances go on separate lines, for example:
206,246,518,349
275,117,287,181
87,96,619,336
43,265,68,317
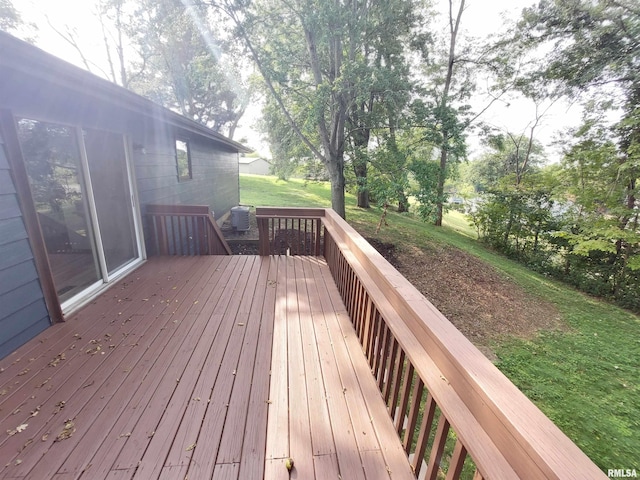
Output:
366,238,566,361
221,210,566,360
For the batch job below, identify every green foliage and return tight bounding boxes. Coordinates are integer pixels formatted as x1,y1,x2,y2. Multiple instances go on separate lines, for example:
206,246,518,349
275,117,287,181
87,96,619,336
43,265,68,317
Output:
409,159,441,223
470,117,640,312
230,0,426,216
122,0,251,136
366,146,409,210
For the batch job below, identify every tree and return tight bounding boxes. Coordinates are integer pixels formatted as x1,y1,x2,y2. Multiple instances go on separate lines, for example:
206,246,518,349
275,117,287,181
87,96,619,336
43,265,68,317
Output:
470,132,545,191
554,119,640,302
208,0,421,218
344,0,424,209
415,0,512,226
0,0,20,31
432,0,466,226
40,0,250,138
258,93,312,180
514,0,640,296
126,0,250,137
516,0,639,225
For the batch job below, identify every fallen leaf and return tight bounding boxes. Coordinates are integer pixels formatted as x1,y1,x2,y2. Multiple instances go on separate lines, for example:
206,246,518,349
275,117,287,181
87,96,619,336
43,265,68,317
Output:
54,421,75,442
7,423,28,436
53,401,66,414
85,345,102,355
17,369,29,376
185,443,196,451
49,352,66,367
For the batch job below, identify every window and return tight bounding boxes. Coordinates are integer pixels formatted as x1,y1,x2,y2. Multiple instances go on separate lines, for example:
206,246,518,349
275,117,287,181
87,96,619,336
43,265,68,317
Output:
175,139,192,181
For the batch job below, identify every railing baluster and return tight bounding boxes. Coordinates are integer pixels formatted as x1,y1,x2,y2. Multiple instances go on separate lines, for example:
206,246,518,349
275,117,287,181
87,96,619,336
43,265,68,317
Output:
377,325,392,389
413,394,438,477
170,216,178,255
383,338,399,402
315,218,321,255
370,310,384,370
365,305,381,368
355,285,367,338
389,349,405,417
373,323,388,382
396,362,414,435
426,414,451,480
403,378,424,454
445,440,468,480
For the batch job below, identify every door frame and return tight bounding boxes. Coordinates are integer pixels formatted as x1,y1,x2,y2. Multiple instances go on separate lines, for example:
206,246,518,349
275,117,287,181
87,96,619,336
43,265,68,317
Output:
4,110,146,320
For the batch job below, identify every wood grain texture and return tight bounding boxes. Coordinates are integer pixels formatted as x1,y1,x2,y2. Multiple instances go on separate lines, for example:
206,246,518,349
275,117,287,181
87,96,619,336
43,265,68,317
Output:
0,254,413,479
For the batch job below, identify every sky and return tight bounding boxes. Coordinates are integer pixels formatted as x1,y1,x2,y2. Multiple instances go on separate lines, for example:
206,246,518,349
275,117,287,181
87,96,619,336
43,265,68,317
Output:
13,0,581,161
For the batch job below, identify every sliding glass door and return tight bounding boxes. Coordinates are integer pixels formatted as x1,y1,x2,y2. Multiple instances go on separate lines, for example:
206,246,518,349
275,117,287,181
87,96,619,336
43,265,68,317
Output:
83,128,138,275
17,119,141,307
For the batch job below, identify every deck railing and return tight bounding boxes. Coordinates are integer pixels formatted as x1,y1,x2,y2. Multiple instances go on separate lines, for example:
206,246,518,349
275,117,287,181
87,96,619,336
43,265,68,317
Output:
258,207,607,480
256,207,325,256
145,204,231,256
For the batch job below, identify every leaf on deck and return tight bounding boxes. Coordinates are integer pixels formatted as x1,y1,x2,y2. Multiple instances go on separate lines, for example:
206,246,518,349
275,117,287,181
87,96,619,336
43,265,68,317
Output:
54,421,76,442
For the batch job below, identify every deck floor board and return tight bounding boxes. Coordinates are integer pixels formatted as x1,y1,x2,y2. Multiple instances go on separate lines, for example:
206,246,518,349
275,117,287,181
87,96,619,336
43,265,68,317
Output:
0,256,413,480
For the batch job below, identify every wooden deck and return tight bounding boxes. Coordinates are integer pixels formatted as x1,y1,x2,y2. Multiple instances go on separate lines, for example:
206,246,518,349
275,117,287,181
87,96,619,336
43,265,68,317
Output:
0,255,413,480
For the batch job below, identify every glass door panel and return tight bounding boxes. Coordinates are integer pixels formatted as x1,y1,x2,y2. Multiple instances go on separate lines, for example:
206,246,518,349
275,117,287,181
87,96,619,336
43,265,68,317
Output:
17,119,101,303
83,129,138,275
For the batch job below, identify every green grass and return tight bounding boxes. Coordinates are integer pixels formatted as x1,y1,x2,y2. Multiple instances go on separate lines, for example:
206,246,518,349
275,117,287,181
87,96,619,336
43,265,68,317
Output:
240,174,640,473
240,174,333,208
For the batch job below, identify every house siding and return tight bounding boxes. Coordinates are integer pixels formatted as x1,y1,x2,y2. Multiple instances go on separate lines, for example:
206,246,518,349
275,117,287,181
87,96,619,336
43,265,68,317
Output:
0,138,50,358
132,127,240,220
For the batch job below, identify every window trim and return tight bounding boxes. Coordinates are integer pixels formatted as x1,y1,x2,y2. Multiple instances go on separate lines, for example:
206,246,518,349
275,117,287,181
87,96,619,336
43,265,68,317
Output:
175,137,192,182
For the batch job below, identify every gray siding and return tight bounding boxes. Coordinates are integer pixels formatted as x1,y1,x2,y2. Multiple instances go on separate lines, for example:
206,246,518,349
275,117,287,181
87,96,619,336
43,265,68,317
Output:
0,140,50,359
133,126,240,219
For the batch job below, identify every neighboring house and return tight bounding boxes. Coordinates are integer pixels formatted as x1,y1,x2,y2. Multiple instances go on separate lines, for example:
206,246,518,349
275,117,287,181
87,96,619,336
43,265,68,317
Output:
0,32,249,358
239,156,272,175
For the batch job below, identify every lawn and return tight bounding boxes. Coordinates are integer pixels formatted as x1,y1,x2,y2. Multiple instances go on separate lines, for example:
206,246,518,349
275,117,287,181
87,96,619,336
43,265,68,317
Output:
240,174,640,474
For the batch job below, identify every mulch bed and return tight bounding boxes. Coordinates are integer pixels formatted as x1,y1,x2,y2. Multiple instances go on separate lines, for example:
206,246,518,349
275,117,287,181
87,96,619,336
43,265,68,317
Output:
366,238,566,361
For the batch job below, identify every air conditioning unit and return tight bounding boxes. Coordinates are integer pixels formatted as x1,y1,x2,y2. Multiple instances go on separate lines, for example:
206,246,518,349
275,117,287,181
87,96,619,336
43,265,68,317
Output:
231,206,250,231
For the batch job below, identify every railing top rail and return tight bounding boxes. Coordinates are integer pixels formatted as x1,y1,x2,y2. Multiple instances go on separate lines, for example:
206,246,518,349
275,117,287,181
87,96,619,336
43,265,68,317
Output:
255,206,326,218
146,204,211,216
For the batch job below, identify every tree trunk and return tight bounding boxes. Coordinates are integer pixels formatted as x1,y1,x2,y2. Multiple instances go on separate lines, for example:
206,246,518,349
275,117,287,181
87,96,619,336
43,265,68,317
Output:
434,147,448,226
352,150,370,208
326,153,346,219
434,0,465,227
397,190,409,213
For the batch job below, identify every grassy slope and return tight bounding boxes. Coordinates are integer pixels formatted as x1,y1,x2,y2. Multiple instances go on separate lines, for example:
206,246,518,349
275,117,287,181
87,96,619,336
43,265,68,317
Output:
240,174,639,472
